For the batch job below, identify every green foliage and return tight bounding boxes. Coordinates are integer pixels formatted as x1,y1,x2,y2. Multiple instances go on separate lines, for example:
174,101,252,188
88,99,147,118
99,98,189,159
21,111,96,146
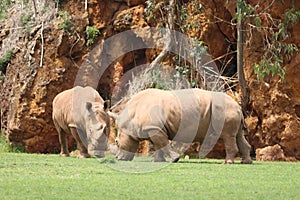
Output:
59,11,72,32
23,0,29,5
173,38,207,88
236,1,300,81
114,127,118,136
0,0,12,21
234,0,257,21
145,0,204,33
284,7,300,25
254,7,300,80
144,0,166,26
0,133,25,153
179,0,204,33
19,14,32,27
85,26,100,46
1,153,300,199
0,133,11,153
150,69,177,90
0,49,13,77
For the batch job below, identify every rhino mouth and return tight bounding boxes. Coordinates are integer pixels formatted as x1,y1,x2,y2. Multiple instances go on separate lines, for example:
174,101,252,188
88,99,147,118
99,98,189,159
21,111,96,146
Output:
108,144,135,161
116,149,135,161
117,153,134,161
93,150,105,158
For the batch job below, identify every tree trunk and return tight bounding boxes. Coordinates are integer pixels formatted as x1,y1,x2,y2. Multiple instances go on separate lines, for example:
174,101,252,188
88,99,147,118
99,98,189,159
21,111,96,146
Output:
147,0,175,72
32,0,37,18
237,0,250,115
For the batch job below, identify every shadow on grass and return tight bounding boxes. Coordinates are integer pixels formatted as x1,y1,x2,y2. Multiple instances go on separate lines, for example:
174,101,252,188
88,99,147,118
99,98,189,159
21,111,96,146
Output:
178,158,259,165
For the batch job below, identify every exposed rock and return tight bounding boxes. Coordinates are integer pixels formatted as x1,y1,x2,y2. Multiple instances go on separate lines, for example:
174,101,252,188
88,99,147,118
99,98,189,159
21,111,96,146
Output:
113,5,147,32
1,2,87,152
238,1,300,160
256,144,287,161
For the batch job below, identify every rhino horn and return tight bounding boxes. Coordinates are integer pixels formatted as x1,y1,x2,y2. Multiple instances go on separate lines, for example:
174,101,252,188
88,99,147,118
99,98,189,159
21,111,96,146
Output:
108,111,119,120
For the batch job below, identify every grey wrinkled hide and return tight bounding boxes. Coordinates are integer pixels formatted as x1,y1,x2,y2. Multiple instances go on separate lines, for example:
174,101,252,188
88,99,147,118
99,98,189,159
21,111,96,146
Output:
110,88,252,164
52,86,110,158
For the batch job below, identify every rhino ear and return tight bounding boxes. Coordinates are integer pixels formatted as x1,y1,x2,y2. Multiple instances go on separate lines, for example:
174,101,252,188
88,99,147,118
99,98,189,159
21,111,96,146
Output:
104,100,110,112
86,102,93,112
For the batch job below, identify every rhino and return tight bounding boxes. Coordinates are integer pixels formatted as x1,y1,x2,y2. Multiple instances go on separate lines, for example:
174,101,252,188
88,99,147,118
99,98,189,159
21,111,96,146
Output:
52,86,110,158
109,88,252,164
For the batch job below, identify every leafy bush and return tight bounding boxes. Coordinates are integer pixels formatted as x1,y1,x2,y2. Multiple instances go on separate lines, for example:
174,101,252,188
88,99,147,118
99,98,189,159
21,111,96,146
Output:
19,14,32,26
236,1,300,80
85,26,100,46
59,11,72,32
0,132,25,153
0,132,11,153
0,0,12,22
0,49,13,76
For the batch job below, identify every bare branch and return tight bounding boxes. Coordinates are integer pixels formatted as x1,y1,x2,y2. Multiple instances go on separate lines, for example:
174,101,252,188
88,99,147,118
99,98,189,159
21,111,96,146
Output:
40,21,44,67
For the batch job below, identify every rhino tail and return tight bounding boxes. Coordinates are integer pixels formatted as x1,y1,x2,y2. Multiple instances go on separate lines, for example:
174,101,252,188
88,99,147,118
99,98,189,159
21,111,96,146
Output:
237,112,253,164
240,112,248,135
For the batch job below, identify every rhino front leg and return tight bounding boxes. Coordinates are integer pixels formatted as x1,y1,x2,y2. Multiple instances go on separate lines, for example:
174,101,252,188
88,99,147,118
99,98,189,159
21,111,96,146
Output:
70,128,90,158
57,128,69,157
148,141,166,162
153,150,166,162
149,132,180,163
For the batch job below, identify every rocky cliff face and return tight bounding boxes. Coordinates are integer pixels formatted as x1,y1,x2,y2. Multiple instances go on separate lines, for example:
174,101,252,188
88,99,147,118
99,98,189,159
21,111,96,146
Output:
240,1,300,161
1,0,299,161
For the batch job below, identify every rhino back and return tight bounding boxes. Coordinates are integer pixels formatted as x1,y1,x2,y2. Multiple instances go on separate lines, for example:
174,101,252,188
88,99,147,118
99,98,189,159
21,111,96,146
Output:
117,89,213,142
167,89,212,142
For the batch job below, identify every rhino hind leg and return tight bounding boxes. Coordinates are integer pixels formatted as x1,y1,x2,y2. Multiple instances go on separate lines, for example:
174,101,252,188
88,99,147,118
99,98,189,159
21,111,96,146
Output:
70,128,90,158
222,134,239,164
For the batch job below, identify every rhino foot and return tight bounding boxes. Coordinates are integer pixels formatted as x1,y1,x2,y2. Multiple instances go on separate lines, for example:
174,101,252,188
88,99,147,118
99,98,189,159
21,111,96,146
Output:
241,158,253,164
171,156,180,163
152,150,166,162
222,160,234,164
153,157,167,162
77,153,91,158
170,152,180,163
60,152,70,157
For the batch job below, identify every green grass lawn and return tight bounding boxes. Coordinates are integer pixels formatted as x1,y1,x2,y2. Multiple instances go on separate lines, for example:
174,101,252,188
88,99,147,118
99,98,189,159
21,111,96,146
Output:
0,153,299,200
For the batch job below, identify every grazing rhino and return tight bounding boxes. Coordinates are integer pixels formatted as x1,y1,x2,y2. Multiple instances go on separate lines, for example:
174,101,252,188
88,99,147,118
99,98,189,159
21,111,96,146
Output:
52,86,110,158
109,88,252,164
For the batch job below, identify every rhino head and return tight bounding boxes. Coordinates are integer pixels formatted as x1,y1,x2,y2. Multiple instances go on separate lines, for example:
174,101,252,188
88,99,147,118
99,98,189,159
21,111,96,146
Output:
107,113,139,160
85,100,110,158
113,130,139,161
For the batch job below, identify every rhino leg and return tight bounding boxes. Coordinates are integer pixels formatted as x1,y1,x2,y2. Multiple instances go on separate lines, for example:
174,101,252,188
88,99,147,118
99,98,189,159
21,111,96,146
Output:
236,131,252,164
153,150,166,162
70,128,90,158
222,133,239,164
148,141,166,162
149,132,180,163
55,124,69,157
116,133,139,161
